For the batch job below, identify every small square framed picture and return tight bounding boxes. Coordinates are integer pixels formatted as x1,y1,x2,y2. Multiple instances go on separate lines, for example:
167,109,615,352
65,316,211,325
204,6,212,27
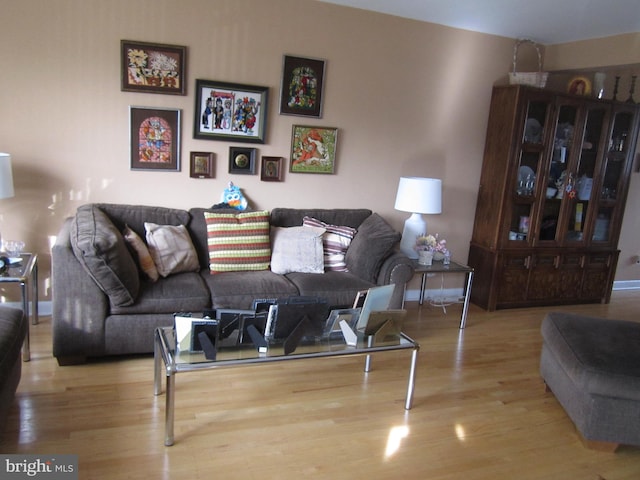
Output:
190,152,214,178
260,156,284,182
229,147,256,174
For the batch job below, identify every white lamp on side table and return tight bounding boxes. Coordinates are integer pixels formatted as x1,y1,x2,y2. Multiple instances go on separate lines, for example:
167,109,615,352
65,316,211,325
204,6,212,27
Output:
394,177,442,259
0,153,15,249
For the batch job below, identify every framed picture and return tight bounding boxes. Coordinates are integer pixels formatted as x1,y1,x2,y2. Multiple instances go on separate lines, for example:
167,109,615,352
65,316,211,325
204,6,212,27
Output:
279,55,326,118
190,152,215,178
229,147,256,174
129,106,181,171
260,156,284,182
121,40,187,95
290,125,337,174
568,76,592,96
194,79,268,143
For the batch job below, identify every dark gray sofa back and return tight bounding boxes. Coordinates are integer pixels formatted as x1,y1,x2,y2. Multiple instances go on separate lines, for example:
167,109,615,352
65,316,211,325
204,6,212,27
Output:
270,208,372,228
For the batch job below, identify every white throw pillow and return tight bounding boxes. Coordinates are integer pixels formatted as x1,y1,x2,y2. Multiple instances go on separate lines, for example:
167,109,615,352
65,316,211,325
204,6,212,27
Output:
270,226,326,275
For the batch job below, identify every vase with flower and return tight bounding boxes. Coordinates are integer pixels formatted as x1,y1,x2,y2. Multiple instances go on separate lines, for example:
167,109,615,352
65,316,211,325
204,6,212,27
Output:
415,233,449,265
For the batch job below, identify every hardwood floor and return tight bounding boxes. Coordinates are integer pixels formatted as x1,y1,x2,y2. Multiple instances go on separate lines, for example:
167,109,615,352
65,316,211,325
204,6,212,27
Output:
2,291,639,479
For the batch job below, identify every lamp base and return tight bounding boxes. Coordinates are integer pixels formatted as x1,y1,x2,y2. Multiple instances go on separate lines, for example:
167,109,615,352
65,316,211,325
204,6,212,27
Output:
399,213,426,259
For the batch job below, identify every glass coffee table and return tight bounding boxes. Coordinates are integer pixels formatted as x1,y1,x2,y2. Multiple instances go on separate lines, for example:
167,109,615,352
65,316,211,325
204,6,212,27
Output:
154,325,420,446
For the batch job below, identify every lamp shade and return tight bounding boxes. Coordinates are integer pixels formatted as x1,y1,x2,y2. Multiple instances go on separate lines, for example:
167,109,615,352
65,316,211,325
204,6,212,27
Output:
0,153,15,200
394,177,442,259
394,177,442,214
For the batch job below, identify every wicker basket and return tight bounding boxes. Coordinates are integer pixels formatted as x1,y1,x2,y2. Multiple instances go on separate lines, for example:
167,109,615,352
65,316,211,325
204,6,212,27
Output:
509,39,548,88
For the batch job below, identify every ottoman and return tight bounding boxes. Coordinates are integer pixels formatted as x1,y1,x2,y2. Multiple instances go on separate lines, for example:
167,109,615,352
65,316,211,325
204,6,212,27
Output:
540,312,640,452
0,306,26,439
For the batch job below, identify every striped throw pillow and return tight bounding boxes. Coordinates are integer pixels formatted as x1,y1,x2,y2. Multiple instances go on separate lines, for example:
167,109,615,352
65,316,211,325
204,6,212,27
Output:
204,210,271,273
302,216,357,272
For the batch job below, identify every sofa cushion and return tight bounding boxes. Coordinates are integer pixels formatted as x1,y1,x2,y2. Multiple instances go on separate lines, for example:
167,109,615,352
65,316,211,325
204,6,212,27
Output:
110,272,210,315
144,223,200,278
204,210,271,273
303,216,356,272
123,225,159,282
345,213,400,283
285,271,374,308
270,226,325,275
70,204,140,306
200,270,299,309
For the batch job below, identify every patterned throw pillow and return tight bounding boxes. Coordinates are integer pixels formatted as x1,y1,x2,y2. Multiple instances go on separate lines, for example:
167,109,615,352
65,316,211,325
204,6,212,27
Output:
122,225,159,282
302,216,357,272
204,210,271,273
144,223,200,277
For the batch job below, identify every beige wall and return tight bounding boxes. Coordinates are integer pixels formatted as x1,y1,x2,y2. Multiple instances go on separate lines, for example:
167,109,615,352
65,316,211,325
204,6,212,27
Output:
0,0,638,302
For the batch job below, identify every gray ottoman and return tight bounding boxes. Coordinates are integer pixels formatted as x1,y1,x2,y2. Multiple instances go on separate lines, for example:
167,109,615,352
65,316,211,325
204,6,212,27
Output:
540,312,640,452
0,306,26,439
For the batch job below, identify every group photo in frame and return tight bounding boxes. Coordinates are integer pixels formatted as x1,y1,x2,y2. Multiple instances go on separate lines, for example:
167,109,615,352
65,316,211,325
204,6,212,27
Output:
260,156,284,182
194,79,268,143
290,125,338,174
129,106,181,171
279,55,326,118
189,152,215,178
121,40,187,95
229,147,256,175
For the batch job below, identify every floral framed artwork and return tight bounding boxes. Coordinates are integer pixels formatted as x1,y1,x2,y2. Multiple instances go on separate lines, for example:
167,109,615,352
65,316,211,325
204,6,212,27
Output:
129,106,181,171
279,55,326,118
121,40,187,95
229,147,256,175
190,152,215,178
260,156,284,182
194,79,268,143
290,125,337,174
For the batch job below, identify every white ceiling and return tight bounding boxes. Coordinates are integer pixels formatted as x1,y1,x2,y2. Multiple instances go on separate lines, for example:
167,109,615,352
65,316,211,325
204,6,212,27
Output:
316,0,640,44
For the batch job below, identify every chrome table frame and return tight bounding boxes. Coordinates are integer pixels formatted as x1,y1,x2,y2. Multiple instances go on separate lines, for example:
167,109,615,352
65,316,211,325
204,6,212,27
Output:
154,326,419,446
0,253,38,361
409,259,474,329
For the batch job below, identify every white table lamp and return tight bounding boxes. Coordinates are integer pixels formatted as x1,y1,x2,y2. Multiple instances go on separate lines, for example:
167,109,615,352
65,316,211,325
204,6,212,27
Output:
394,177,442,258
0,153,15,249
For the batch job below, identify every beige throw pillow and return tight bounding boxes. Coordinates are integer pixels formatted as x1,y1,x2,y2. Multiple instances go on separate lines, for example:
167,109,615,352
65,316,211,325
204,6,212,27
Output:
123,225,159,282
144,222,200,277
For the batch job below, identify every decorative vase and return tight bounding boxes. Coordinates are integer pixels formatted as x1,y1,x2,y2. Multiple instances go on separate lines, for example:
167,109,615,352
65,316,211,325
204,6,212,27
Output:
433,251,445,262
418,250,433,266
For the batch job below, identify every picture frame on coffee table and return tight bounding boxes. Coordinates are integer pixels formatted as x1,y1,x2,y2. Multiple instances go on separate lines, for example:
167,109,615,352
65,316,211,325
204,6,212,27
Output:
260,156,284,182
189,152,215,178
290,125,337,174
229,147,256,175
121,40,187,95
129,106,181,171
194,79,268,143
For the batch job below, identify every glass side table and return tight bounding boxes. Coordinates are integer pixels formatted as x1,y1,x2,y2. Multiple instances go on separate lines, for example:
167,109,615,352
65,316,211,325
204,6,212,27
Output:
0,253,38,361
408,259,473,329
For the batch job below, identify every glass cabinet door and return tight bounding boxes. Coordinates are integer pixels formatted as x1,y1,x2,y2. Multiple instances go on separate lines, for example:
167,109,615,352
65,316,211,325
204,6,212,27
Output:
593,108,636,244
509,98,550,244
563,104,607,243
538,102,578,243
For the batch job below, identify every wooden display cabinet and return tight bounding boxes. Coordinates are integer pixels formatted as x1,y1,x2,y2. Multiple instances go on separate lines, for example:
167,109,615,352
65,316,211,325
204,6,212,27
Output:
469,85,638,310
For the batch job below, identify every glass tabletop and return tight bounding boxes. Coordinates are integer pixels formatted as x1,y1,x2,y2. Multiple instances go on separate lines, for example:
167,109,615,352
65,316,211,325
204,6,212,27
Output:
0,253,37,282
412,258,473,274
157,326,418,370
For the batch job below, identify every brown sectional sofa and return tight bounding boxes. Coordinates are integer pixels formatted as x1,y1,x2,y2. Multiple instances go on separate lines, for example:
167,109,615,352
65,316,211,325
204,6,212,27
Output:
52,204,414,365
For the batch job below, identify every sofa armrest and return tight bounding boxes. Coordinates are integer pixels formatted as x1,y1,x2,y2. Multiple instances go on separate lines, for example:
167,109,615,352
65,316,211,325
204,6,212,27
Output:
52,217,109,363
377,252,415,309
